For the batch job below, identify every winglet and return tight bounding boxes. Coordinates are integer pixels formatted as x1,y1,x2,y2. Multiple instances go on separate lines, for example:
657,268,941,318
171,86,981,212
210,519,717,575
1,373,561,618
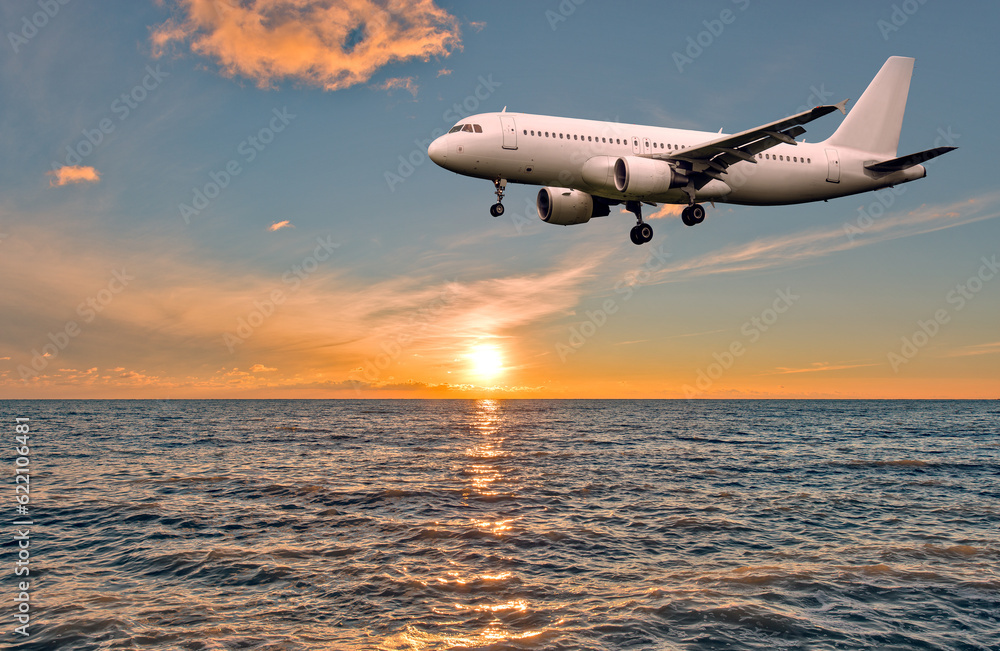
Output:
834,98,850,115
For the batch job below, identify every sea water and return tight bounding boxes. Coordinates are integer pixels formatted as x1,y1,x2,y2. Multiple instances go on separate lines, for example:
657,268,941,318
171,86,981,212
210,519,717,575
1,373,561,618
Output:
4,399,998,649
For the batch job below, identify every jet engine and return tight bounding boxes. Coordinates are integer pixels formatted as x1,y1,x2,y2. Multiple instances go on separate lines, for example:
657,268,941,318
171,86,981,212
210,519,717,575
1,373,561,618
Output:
614,156,686,196
537,187,610,225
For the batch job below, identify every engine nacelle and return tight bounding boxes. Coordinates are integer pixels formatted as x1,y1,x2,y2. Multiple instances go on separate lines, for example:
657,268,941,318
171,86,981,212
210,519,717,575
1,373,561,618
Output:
581,156,617,193
614,156,685,197
537,187,607,225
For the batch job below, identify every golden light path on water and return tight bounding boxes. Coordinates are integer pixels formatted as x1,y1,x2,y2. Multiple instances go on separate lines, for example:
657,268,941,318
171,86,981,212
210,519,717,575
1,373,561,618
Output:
379,399,546,649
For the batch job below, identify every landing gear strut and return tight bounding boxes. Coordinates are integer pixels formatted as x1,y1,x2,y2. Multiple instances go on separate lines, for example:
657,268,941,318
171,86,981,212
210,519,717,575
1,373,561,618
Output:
626,200,653,245
489,178,507,217
681,203,706,226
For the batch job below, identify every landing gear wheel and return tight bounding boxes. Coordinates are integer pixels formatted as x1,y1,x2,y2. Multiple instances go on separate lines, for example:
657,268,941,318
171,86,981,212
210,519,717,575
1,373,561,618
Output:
682,204,706,226
626,200,653,245
489,177,507,218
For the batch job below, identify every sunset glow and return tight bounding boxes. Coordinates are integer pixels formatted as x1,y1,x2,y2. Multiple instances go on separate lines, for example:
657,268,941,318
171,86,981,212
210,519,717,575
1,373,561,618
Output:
1,2,997,400
468,344,504,381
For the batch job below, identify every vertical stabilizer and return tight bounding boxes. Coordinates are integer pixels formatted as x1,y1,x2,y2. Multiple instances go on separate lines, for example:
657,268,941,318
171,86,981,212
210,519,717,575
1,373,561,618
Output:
826,56,914,157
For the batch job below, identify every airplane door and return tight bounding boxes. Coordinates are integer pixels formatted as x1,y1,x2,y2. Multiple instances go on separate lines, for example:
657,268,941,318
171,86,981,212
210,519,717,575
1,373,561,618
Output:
825,148,840,183
500,115,517,149
642,137,652,154
632,137,641,154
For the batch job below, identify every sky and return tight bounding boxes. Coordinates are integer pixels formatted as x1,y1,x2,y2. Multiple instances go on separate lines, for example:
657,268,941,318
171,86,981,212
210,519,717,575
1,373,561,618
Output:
1,0,998,399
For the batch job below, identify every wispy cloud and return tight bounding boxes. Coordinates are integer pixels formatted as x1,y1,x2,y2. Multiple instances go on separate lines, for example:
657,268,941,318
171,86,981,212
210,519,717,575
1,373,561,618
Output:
652,193,1000,282
151,0,461,91
268,220,294,232
764,362,880,375
375,75,418,96
0,216,607,395
943,341,1000,358
47,165,100,187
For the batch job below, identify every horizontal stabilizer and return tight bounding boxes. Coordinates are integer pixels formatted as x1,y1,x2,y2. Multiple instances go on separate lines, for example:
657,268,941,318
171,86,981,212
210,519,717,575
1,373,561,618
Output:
865,146,957,173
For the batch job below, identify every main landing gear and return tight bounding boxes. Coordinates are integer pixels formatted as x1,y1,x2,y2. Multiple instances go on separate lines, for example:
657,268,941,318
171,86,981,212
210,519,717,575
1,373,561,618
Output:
626,200,653,245
681,203,706,226
489,178,507,217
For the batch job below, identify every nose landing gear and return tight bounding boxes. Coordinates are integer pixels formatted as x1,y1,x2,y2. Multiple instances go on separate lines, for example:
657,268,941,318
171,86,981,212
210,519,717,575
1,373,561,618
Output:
489,178,507,217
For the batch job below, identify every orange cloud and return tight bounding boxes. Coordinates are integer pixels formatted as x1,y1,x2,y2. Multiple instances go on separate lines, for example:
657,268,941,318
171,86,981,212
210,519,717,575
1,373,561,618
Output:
47,165,100,187
268,220,293,231
152,0,461,90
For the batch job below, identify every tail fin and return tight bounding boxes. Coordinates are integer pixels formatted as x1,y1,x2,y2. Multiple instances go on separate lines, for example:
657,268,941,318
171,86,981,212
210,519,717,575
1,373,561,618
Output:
826,56,914,157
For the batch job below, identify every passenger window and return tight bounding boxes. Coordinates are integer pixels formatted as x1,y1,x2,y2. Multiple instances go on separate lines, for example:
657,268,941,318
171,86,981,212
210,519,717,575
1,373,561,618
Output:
523,129,527,135
807,158,811,163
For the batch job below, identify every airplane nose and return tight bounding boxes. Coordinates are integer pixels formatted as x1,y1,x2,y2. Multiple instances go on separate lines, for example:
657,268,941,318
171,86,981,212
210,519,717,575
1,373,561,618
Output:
428,135,447,167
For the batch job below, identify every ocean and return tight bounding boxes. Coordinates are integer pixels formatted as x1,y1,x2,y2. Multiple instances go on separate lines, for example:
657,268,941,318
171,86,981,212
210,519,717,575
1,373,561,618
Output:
4,399,998,650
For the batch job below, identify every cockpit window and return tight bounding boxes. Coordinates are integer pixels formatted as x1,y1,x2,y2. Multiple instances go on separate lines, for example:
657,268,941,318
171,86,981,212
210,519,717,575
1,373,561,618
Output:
462,124,474,132
449,125,463,133
473,124,483,133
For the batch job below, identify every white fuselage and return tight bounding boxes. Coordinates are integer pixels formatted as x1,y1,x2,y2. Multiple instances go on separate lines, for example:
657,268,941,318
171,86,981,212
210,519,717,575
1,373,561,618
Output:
428,112,925,206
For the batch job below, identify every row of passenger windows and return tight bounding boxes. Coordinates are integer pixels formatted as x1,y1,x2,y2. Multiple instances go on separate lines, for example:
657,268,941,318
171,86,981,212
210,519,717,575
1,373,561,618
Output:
522,128,685,150
521,128,811,163
762,153,812,163
449,123,483,133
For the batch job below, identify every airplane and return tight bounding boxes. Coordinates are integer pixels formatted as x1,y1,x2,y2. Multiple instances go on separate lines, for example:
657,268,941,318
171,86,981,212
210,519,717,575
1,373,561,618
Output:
427,56,956,245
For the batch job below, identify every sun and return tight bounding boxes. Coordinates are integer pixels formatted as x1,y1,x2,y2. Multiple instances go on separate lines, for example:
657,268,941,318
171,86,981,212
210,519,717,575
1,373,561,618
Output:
468,344,504,380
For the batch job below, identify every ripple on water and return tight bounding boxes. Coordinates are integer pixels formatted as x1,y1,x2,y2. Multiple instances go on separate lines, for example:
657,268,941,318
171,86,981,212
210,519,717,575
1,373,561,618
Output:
11,399,999,650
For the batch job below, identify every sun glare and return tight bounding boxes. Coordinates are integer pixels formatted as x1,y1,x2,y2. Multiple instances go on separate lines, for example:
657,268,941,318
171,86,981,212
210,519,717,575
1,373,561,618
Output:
469,344,504,380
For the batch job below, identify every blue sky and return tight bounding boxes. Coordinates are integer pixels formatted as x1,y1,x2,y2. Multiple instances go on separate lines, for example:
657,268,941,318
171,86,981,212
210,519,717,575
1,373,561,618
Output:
1,0,997,397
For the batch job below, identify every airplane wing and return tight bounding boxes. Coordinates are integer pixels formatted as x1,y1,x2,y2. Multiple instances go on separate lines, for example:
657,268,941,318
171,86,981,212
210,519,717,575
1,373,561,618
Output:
864,146,957,173
650,99,849,183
